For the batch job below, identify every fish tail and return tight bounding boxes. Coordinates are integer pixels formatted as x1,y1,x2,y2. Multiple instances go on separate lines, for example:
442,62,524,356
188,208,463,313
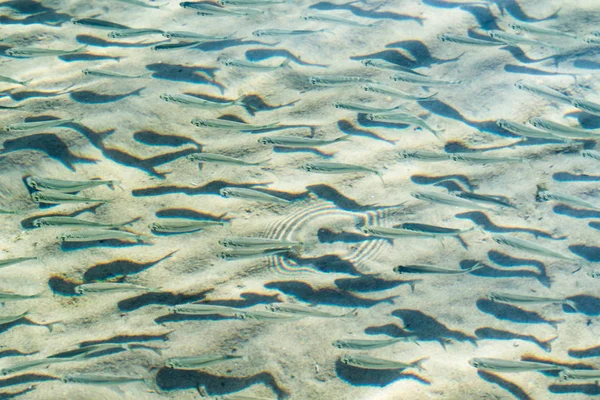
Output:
468,262,485,273
334,135,352,142
411,357,429,371
540,335,558,353
565,300,579,313
109,180,122,191
342,308,358,318
20,78,33,86
280,58,293,69
74,44,88,53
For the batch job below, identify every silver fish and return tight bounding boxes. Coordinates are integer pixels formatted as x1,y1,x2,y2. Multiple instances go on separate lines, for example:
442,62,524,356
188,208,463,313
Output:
469,357,563,372
258,135,349,147
0,74,32,86
487,30,556,48
0,311,28,326
332,336,419,350
165,354,244,369
0,257,38,269
219,187,290,204
57,229,151,243
332,101,404,114
537,187,600,211
151,41,203,51
411,191,495,211
394,262,483,275
309,75,375,86
162,31,233,40
559,369,600,381
6,45,88,58
341,354,428,371
74,282,156,294
400,150,450,161
161,93,244,109
508,22,577,39
488,291,577,310
0,292,40,301
301,162,382,181
220,0,285,5
31,191,108,204
191,118,280,131
529,117,600,139
360,59,426,74
361,225,442,239
25,176,118,192
5,118,77,132
71,17,130,30
107,28,164,38
217,247,293,260
492,234,579,261
187,153,269,166
219,237,302,248
116,0,168,9
450,153,524,164
169,303,242,316
514,81,572,105
82,68,150,79
189,3,262,16
496,119,567,141
302,14,380,28
61,373,145,385
570,98,600,117
32,216,130,229
581,150,600,160
362,83,438,101
221,58,291,71
252,29,328,37
1,356,74,376
266,303,355,318
367,112,443,140
438,33,504,46
234,310,304,321
149,219,225,233
390,71,462,86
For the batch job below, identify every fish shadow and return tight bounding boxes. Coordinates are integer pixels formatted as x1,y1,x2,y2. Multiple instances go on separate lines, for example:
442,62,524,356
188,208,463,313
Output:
553,204,600,219
566,295,600,316
48,275,80,296
309,1,424,25
286,254,365,276
0,386,37,399
306,184,386,212
476,299,562,329
410,174,476,191
60,239,152,251
75,34,161,48
475,327,554,352
337,119,396,145
20,204,103,229
548,383,600,396
0,373,59,390
69,88,144,104
133,130,203,148
569,245,600,262
553,172,600,182
477,371,533,400
334,275,421,293
391,309,477,346
385,40,461,67
487,251,550,284
79,332,173,347
83,251,178,282
117,289,213,312
455,211,562,239
334,359,429,387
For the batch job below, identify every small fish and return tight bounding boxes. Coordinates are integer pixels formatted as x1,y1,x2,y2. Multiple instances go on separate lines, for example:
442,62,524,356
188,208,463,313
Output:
162,31,233,40
390,71,462,86
569,98,600,117
252,29,328,37
191,118,280,131
492,234,579,261
361,225,441,239
508,22,577,39
149,219,225,233
187,153,269,166
360,59,426,74
6,118,77,132
454,192,516,209
234,310,304,321
219,187,290,204
31,191,108,205
220,0,285,5
514,81,572,105
559,369,600,381
529,118,600,139
362,83,438,101
333,336,419,350
116,0,168,9
537,186,600,211
57,229,151,243
219,237,302,248
394,262,483,275
82,69,150,79
71,17,130,30
469,357,563,372
0,74,32,86
169,303,242,316
217,247,294,260
6,45,88,58
0,292,40,301
340,354,428,371
487,30,556,48
151,41,204,51
0,257,38,269
62,374,146,385
301,161,382,181
0,311,29,326
332,101,404,114
266,303,355,318
400,150,450,161
488,291,577,311
221,58,291,71
258,135,349,147
302,14,380,28
496,119,567,141
450,153,524,164
161,93,244,109
1,356,74,376
309,75,375,86
186,3,262,16
165,354,244,369
26,176,118,192
581,150,600,161
107,28,164,38
32,216,131,228
438,33,504,46
367,112,443,140
74,282,156,294
411,190,495,211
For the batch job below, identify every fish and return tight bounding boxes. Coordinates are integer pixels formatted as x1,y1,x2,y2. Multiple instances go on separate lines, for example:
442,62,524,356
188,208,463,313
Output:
161,93,244,109
221,58,291,71
390,71,462,86
301,162,382,181
400,150,450,161
61,374,146,385
116,0,168,9
362,83,438,101
82,69,151,79
191,118,280,131
32,216,132,229
411,190,495,211
187,153,269,166
360,59,426,74
219,237,302,248
0,74,32,86
361,225,454,240
71,17,131,30
581,150,600,160
309,75,375,86
5,118,77,132
162,31,233,40
332,101,404,114
469,357,563,372
450,153,524,164
529,118,600,139
217,247,294,260
340,354,428,371
0,311,29,325
26,176,118,192
57,229,151,243
302,14,380,28
537,186,600,211
508,22,578,39
438,33,504,46
234,310,304,321
488,291,577,311
107,28,164,38
183,2,262,16
559,369,600,381
74,282,156,294
252,29,329,37
169,303,242,316
332,336,419,350
0,292,40,301
367,112,443,140
149,219,225,233
454,192,516,209
492,234,579,261
514,81,572,105
165,354,244,369
6,45,88,58
265,303,356,318
258,135,349,147
31,191,108,205
220,0,285,5
151,41,203,51
569,98,600,117
496,119,567,141
0,257,38,269
1,356,75,376
487,30,557,48
219,187,290,204
394,262,483,275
